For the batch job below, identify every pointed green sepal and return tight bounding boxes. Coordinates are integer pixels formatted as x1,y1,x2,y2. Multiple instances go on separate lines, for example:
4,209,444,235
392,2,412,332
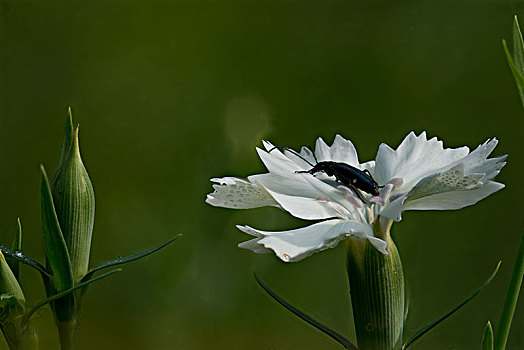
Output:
81,235,180,283
40,165,74,292
402,262,501,350
482,321,494,350
6,219,23,281
254,272,357,350
51,123,95,282
52,107,74,184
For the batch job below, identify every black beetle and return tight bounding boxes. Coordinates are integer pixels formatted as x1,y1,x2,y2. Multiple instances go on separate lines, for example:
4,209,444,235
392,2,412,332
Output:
268,145,382,198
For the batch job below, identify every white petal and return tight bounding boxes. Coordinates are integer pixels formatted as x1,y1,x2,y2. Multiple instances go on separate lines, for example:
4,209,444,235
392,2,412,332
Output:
257,147,300,176
473,156,507,182
250,172,360,220
361,160,376,175
262,140,316,170
237,219,374,262
373,142,396,185
367,236,388,255
406,163,485,201
378,137,506,218
300,146,318,165
379,195,406,222
403,181,505,211
206,177,278,209
281,147,316,170
262,140,275,152
374,131,469,188
330,134,360,165
238,238,272,254
315,137,331,162
462,138,498,168
248,173,325,200
263,187,340,220
380,179,505,220
460,138,507,181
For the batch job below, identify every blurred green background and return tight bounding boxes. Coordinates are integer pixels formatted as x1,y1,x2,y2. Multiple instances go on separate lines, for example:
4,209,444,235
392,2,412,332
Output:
0,0,523,349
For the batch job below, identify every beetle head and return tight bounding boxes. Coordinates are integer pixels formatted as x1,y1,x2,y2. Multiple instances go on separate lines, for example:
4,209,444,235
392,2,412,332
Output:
313,162,334,176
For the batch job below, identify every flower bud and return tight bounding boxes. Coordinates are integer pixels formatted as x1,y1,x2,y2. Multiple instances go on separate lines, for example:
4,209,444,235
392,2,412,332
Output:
0,251,24,303
0,251,37,349
346,218,405,350
52,114,95,282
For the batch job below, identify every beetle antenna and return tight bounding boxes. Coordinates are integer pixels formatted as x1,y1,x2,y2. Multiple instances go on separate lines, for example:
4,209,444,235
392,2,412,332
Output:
267,145,316,167
306,144,319,164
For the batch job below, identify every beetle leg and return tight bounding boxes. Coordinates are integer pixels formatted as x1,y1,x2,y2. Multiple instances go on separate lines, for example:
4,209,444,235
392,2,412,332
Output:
337,185,364,208
348,185,366,203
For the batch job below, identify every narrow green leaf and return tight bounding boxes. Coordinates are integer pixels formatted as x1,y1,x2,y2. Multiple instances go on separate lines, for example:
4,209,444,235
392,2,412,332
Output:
24,268,121,325
81,235,180,283
40,165,74,292
0,246,51,277
254,272,357,350
402,262,501,350
512,16,524,74
494,230,524,350
6,218,23,280
503,39,524,108
482,321,494,350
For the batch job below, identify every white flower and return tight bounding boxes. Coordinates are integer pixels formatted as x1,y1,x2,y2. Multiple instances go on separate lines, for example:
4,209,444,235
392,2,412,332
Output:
206,132,506,262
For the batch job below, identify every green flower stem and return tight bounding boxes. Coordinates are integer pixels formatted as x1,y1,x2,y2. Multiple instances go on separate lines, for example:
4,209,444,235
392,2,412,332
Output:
58,320,77,350
494,230,524,350
4,328,38,350
346,219,404,350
